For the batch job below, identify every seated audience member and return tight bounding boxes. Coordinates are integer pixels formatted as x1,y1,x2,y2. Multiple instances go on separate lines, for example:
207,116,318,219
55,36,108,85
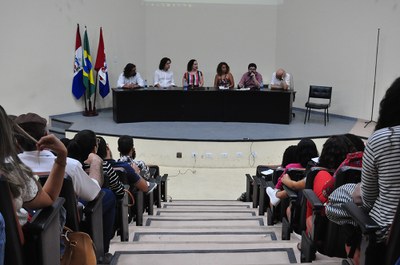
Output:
270,68,292,90
182,59,204,88
117,63,145,89
304,135,357,233
67,130,124,258
0,105,67,225
154,57,175,88
327,78,400,265
96,136,156,194
344,133,365,152
15,113,102,202
214,62,235,89
267,138,319,206
320,133,364,198
238,63,263,90
117,135,151,180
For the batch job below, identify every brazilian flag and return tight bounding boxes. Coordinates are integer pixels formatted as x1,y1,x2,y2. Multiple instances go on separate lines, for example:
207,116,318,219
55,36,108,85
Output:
83,28,95,97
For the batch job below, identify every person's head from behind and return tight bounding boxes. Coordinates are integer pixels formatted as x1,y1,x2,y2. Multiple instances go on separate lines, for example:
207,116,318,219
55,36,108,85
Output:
217,62,230,75
281,145,298,168
14,113,47,152
275,68,286,80
159,57,171,71
60,137,71,149
67,129,97,164
344,133,365,152
123,63,136,78
375,77,400,131
248,63,257,74
187,59,198,72
118,135,135,159
319,135,356,170
96,136,108,159
297,138,319,168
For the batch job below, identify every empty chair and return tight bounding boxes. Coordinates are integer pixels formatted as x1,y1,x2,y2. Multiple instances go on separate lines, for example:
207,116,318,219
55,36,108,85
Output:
304,85,332,126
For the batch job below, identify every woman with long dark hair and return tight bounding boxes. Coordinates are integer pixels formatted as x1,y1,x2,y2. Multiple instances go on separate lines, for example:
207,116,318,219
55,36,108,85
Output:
0,105,67,225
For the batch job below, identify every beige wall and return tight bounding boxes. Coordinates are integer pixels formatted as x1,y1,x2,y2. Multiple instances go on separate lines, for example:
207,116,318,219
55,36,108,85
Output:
277,0,400,120
1,0,400,121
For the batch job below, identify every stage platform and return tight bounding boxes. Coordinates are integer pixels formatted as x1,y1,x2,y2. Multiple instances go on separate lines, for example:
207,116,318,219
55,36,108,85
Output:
49,108,372,142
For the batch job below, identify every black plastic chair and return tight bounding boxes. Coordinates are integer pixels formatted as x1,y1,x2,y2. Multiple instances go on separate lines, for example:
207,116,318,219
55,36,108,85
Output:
0,176,65,265
304,85,332,126
39,175,105,262
343,198,400,265
265,167,285,226
280,168,306,240
301,166,361,262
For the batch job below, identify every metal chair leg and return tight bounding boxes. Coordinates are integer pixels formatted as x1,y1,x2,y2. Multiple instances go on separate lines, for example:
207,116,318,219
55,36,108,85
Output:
304,109,308,124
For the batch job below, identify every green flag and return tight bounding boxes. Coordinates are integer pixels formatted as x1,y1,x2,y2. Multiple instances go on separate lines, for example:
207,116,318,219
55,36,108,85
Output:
82,28,95,97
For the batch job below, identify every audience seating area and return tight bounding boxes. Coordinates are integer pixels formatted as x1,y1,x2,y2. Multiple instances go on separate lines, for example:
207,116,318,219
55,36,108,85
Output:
245,164,400,265
1,165,168,264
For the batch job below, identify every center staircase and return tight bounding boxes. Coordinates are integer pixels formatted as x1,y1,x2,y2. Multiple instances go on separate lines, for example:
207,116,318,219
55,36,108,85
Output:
109,200,341,265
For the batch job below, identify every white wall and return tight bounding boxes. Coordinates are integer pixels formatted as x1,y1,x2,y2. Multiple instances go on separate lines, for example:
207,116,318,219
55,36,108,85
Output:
277,0,400,120
1,0,400,121
143,3,277,87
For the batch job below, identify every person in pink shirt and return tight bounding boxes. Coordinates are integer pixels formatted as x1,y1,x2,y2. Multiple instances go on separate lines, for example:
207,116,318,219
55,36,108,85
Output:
238,63,263,90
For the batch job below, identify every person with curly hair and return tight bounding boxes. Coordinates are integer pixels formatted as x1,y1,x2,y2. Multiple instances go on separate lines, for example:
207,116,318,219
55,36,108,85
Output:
214,62,234,89
117,63,145,89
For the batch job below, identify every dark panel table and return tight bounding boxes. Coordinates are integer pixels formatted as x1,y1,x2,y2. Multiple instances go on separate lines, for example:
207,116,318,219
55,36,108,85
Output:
112,87,295,124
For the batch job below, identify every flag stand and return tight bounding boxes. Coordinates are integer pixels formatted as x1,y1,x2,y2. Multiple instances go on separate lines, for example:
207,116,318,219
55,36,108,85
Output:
83,97,98,116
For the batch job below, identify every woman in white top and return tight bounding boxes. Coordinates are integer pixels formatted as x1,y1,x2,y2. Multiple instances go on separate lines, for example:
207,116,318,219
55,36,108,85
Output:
117,63,145,89
0,105,67,225
154,57,175,88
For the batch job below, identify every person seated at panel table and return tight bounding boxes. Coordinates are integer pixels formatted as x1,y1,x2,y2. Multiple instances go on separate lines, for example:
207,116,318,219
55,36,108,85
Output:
270,68,292,90
214,62,235,89
182,59,204,88
154,57,176,88
117,63,145,89
238,63,263,90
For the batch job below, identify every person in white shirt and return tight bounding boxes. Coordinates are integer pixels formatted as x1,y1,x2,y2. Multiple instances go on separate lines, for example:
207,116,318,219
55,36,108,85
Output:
270,68,292,90
117,63,145,89
154,57,175,88
15,113,103,202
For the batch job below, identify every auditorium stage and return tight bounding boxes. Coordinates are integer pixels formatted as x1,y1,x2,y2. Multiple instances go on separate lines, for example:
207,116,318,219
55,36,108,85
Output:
50,108,373,142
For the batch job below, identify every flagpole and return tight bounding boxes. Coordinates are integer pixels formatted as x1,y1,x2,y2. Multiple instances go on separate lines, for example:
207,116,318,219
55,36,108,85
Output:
92,72,98,115
83,88,89,115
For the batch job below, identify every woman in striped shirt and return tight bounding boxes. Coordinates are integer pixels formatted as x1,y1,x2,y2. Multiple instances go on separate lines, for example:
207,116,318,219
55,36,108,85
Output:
362,77,400,242
182,59,204,88
335,77,400,265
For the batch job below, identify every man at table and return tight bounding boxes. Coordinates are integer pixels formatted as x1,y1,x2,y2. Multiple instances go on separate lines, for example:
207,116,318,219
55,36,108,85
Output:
117,63,145,88
270,68,292,90
238,63,263,90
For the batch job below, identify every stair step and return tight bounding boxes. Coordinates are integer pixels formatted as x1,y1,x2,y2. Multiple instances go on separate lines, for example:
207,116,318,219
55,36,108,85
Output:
49,117,73,130
143,216,266,228
154,209,257,217
125,225,298,243
110,200,342,265
109,241,341,265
